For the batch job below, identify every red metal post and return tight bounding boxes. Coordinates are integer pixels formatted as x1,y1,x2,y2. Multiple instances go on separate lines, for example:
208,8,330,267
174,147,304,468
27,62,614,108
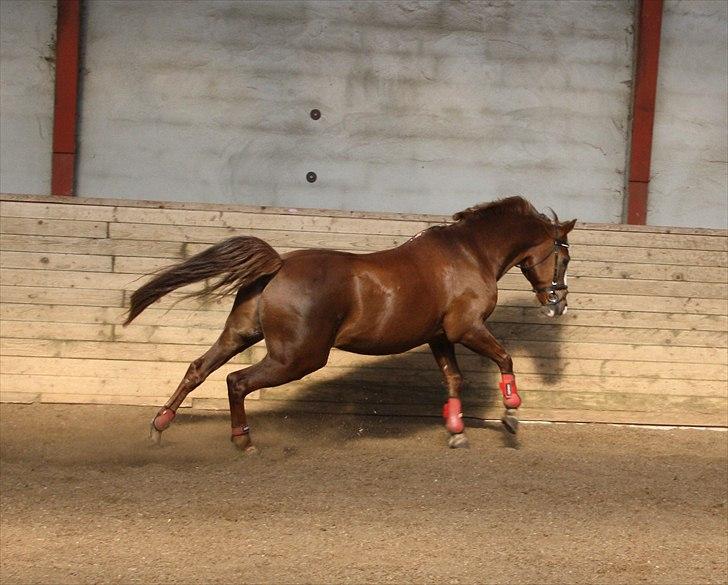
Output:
626,0,664,224
51,0,81,196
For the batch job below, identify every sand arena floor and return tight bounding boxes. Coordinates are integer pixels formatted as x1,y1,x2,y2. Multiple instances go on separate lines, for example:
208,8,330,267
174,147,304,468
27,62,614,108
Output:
1,403,726,584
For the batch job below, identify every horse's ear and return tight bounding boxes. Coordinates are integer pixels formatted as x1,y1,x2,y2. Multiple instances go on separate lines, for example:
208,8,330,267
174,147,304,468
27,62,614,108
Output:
559,219,577,236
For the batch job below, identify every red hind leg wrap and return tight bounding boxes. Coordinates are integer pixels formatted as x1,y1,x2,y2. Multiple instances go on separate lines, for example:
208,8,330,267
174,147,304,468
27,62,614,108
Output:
231,425,250,438
499,374,521,409
442,397,465,434
153,407,176,431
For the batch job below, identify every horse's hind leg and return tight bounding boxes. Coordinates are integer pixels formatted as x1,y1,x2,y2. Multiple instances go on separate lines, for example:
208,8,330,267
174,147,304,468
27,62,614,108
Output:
430,336,468,448
226,349,329,453
149,292,263,444
149,328,262,444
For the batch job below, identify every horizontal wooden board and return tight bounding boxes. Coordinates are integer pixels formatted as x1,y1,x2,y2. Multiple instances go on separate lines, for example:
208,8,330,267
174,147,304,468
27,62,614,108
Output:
0,200,116,222
262,387,727,418
1,390,714,427
0,339,254,365
3,232,725,277
112,321,726,348
552,258,726,283
125,288,728,316
1,199,429,236
0,234,187,258
4,267,725,299
0,286,124,307
0,268,148,291
573,243,726,267
0,304,128,325
568,229,727,252
2,302,725,333
36,393,190,407
0,217,107,238
573,243,727,268
114,206,430,236
108,220,728,253
1,352,724,385
4,194,726,236
0,250,112,272
2,336,725,366
0,321,112,341
2,368,725,403
108,221,410,250
528,292,727,316
532,275,726,299
114,253,727,284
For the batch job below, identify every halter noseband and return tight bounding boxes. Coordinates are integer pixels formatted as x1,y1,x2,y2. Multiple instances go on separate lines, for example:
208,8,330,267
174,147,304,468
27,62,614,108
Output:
519,239,570,306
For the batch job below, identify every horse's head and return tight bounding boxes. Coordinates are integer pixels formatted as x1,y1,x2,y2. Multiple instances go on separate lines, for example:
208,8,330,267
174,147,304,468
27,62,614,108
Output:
518,218,576,317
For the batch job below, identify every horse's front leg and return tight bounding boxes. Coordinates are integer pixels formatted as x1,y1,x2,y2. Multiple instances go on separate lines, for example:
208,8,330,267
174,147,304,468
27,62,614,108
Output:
459,323,521,434
429,336,468,448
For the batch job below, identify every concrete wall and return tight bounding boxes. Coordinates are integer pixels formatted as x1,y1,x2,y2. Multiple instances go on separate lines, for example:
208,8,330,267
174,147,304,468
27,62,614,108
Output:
648,0,728,229
0,0,56,195
76,0,634,223
2,1,725,228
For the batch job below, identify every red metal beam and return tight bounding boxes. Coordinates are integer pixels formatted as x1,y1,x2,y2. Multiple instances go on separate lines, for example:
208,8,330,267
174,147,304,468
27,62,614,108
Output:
51,0,81,196
626,0,664,224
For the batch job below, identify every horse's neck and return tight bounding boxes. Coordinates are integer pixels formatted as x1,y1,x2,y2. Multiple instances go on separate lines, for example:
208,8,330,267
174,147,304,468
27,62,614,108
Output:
464,217,542,280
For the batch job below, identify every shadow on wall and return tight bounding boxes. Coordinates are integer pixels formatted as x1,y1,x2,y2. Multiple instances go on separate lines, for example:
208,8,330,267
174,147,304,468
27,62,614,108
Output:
236,313,569,443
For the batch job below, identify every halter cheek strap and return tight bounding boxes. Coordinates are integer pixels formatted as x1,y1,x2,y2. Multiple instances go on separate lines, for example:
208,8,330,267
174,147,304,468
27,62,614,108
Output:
519,239,569,305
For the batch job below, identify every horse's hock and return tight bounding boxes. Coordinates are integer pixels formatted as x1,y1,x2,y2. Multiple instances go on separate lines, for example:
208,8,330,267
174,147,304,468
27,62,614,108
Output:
1,194,726,427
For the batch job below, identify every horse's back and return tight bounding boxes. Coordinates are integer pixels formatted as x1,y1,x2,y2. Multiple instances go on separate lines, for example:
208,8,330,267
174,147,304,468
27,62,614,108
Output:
266,242,446,354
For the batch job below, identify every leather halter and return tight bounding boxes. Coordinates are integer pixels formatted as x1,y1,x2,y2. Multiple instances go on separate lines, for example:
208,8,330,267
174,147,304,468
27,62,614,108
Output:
519,238,570,306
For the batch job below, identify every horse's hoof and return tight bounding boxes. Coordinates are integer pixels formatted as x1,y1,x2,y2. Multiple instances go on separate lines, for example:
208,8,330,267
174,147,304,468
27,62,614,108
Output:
448,433,469,449
501,410,519,434
233,443,259,457
231,434,254,453
149,422,163,446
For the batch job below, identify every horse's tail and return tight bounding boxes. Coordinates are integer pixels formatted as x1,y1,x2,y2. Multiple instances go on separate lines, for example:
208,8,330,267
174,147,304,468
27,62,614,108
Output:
124,236,283,325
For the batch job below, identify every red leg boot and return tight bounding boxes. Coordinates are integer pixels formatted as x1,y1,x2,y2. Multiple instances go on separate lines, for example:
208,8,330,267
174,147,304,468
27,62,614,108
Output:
499,374,520,434
442,397,468,448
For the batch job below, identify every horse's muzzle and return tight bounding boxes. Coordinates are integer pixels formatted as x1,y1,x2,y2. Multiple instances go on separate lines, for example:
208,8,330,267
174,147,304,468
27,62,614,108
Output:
540,291,568,317
544,302,567,318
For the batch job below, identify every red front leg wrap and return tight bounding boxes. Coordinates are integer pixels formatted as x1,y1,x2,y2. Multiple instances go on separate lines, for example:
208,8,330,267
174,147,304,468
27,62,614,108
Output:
442,397,465,434
152,407,176,431
499,374,521,409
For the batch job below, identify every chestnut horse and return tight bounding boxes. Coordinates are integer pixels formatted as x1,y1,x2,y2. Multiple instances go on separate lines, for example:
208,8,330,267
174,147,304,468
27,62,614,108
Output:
125,196,575,450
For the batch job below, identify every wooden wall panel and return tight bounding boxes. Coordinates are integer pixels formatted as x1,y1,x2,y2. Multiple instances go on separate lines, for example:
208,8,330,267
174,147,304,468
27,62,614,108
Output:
1,194,726,427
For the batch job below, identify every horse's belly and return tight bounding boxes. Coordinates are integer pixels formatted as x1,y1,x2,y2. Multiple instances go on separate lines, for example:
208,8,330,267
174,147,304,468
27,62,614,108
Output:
333,319,442,356
334,337,422,356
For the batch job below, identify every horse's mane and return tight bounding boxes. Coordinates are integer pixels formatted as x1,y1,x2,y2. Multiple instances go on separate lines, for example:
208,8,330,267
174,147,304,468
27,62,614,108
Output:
452,196,557,230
